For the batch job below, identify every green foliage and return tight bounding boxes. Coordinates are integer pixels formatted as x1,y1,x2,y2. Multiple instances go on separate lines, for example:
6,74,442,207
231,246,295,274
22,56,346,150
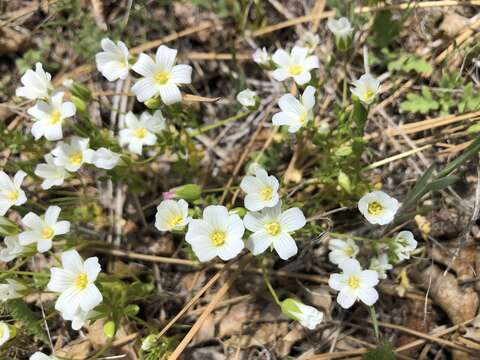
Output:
399,86,439,114
388,55,432,75
369,11,401,48
6,299,49,345
0,217,20,236
362,342,395,360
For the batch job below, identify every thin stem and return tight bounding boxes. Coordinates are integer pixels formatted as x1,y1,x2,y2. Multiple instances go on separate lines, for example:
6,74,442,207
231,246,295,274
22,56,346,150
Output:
0,271,49,278
328,231,381,243
369,305,380,340
190,110,251,136
262,267,281,306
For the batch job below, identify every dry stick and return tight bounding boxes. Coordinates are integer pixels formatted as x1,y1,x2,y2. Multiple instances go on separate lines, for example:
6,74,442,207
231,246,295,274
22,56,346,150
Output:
167,255,251,360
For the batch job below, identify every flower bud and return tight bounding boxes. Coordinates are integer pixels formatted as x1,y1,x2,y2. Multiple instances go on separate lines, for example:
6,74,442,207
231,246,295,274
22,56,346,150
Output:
145,96,162,109
281,298,323,330
338,171,352,193
141,334,158,351
103,321,116,338
172,184,202,202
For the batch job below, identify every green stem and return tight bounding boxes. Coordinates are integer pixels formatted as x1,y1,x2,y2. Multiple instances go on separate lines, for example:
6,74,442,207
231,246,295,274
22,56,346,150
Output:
369,305,380,340
328,231,381,243
262,268,281,306
0,271,49,278
190,110,251,136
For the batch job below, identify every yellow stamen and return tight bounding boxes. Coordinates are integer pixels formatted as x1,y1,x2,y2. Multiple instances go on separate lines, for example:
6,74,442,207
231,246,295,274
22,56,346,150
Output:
363,89,375,102
289,65,303,76
49,110,61,125
69,152,83,166
265,221,281,236
298,112,308,124
347,276,360,289
211,231,226,247
6,190,19,202
345,246,354,257
74,273,88,290
154,71,170,85
168,215,183,227
134,128,147,139
41,227,54,239
260,186,273,201
119,58,127,68
367,201,383,215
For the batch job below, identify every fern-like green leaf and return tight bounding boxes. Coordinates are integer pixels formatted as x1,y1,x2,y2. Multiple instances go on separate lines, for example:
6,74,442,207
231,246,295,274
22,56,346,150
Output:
7,299,49,345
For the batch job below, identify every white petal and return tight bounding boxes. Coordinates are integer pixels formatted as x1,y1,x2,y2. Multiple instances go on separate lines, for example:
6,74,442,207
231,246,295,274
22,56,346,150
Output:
159,84,182,105
328,273,345,291
301,86,316,109
61,250,84,274
203,205,229,230
45,205,61,225
170,64,192,84
131,78,158,103
359,270,379,288
357,288,379,306
240,175,262,194
48,268,75,292
279,207,306,232
37,238,52,253
246,231,271,255
217,238,244,260
84,257,101,281
22,212,44,229
244,194,265,212
278,94,304,114
54,221,70,235
339,258,362,275
272,49,290,67
272,68,289,82
273,233,298,260
18,231,39,246
79,284,103,311
243,212,265,232
55,287,81,314
131,53,156,77
293,71,311,85
155,45,177,71
337,289,356,309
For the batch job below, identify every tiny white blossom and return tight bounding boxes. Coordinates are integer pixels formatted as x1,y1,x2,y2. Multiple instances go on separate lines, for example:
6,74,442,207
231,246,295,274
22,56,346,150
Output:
47,250,103,316
92,148,121,170
393,231,417,261
244,202,306,260
15,63,53,100
19,205,70,253
298,32,320,53
281,298,324,330
328,238,359,266
272,85,315,133
27,92,76,141
0,322,10,346
369,253,393,279
0,279,26,301
34,154,68,190
252,47,269,65
141,334,158,351
328,258,379,309
155,199,190,232
119,111,166,155
240,168,279,211
185,205,245,262
62,79,74,89
51,137,95,172
236,89,257,107
131,45,192,105
61,307,94,331
30,352,58,360
95,38,130,81
327,17,354,40
358,191,400,225
0,170,27,216
350,73,380,105
0,236,24,262
272,46,319,85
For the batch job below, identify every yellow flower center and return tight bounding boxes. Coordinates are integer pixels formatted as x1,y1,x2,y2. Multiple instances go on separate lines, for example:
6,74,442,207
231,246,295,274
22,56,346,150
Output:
168,215,183,227
260,186,273,201
41,227,54,239
0,326,3,338
347,276,360,289
49,110,62,125
154,71,170,85
345,246,354,257
134,128,147,139
367,201,383,215
298,111,308,124
363,89,375,102
289,65,303,76
265,221,281,236
211,231,226,247
74,273,88,290
6,190,19,201
69,151,83,166
119,58,127,68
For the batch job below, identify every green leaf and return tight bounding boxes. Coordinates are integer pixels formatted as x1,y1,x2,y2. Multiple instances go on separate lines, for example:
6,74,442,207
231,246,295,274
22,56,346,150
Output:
7,299,49,345
437,136,480,178
426,176,458,192
369,10,401,48
0,216,20,236
467,122,480,134
388,55,432,75
362,342,395,360
400,87,439,114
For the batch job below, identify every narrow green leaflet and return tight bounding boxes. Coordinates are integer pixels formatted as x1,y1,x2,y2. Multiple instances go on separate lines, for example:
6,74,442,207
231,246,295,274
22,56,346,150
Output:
362,342,395,360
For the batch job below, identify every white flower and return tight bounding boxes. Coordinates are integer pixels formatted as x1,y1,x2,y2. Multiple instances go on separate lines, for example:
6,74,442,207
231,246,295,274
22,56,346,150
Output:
0,170,27,216
328,238,359,266
15,62,53,100
358,191,400,225
369,253,393,280
393,231,417,261
298,32,320,53
244,202,306,260
350,73,380,105
61,307,93,331
47,250,102,316
19,206,70,253
252,47,269,65
185,205,245,262
119,111,166,155
92,148,120,170
327,17,354,39
281,298,324,330
141,334,158,351
30,352,58,360
34,154,68,190
0,236,24,262
272,85,315,133
0,322,10,346
236,89,257,107
272,46,319,85
328,258,379,309
51,137,95,172
27,92,76,141
0,279,26,301
131,45,192,105
95,38,130,81
240,168,279,211
155,199,190,232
